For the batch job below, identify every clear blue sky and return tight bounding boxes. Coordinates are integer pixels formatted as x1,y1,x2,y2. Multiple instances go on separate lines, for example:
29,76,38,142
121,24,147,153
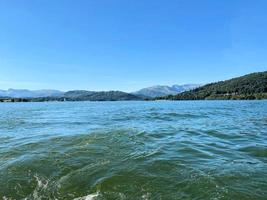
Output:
0,0,266,92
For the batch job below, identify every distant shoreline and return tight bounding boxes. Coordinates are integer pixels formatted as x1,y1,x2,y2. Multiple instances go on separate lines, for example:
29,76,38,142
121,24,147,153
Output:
1,71,266,102
0,98,266,103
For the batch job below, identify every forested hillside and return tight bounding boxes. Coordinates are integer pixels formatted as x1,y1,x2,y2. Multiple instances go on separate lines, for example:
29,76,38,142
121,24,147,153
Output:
157,71,267,100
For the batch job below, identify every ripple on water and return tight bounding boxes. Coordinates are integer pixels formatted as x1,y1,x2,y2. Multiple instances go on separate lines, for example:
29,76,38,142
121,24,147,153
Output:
0,101,267,199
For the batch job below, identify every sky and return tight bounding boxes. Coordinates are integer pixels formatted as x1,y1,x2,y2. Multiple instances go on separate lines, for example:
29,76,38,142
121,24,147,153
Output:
0,0,266,92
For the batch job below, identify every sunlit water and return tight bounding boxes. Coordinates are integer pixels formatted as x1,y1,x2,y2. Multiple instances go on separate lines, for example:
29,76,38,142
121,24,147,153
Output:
0,101,267,200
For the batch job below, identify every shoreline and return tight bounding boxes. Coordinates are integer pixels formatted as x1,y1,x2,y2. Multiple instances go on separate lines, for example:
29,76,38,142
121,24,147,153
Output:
1,98,267,103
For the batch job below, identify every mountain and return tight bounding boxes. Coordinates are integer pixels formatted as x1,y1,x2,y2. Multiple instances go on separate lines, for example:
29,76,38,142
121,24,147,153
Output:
133,84,201,97
1,71,266,102
157,71,267,100
64,90,95,98
0,84,201,101
0,90,142,102
0,89,64,98
63,90,142,101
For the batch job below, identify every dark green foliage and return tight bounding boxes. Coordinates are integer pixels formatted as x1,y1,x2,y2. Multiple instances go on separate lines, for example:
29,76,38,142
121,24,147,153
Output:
157,71,267,100
0,91,142,102
63,90,95,98
63,91,142,101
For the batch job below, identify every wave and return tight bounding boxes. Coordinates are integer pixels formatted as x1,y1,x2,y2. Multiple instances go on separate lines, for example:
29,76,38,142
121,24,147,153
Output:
73,192,100,200
1,101,267,199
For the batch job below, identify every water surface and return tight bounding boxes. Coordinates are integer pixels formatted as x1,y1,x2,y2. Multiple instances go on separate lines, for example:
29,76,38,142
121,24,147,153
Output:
0,101,267,199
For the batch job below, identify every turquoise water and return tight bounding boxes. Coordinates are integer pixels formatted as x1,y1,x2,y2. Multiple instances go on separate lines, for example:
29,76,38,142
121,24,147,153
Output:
0,101,267,200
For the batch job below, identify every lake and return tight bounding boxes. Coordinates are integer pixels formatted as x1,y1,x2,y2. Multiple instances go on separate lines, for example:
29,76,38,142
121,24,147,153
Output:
0,101,267,199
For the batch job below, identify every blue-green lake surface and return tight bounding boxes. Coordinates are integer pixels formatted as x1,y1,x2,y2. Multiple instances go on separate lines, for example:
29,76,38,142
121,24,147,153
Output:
0,101,267,200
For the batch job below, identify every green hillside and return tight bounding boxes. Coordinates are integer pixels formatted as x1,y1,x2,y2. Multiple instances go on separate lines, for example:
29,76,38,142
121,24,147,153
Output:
63,90,142,101
0,90,142,102
158,71,267,100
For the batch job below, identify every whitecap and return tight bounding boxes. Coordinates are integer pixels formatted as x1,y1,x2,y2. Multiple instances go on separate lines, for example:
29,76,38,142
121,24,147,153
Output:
73,192,100,200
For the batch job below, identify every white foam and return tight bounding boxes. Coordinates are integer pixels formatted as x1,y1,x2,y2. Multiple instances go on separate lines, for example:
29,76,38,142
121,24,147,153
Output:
73,192,100,200
34,175,48,189
31,175,50,200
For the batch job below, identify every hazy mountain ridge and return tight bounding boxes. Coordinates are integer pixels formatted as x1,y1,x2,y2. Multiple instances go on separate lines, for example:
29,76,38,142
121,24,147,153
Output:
0,90,142,101
0,89,64,98
1,71,266,101
133,84,201,97
0,84,201,99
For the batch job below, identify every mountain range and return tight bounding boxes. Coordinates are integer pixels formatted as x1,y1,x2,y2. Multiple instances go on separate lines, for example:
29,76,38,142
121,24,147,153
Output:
0,89,64,98
0,71,266,101
0,90,142,102
133,84,201,97
0,84,200,99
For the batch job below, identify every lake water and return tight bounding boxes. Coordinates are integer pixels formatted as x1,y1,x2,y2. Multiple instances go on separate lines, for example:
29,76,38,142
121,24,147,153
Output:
0,101,267,200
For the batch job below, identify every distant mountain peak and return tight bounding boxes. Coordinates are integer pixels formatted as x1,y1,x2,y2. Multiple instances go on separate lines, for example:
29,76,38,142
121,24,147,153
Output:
0,89,64,98
133,84,201,98
0,84,202,99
